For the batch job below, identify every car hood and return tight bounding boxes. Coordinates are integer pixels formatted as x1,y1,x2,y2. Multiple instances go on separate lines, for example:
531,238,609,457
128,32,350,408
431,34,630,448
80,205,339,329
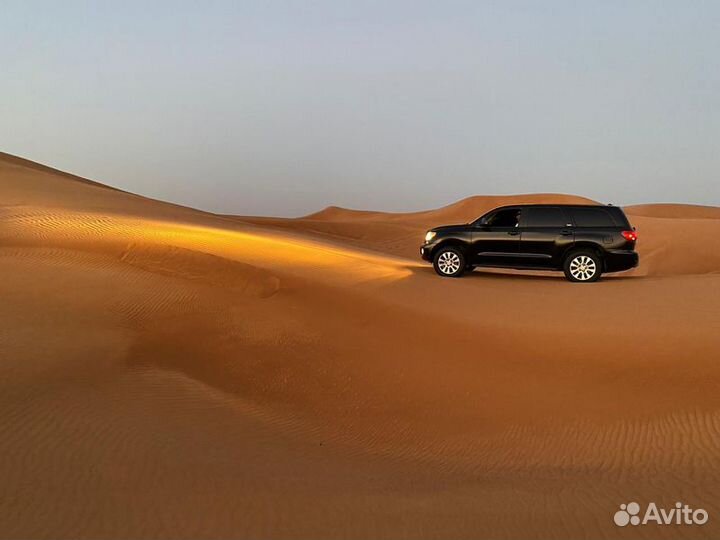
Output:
430,223,469,233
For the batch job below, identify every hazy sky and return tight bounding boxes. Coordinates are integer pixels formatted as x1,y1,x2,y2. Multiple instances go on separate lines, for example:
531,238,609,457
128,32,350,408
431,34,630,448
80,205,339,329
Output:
2,1,718,216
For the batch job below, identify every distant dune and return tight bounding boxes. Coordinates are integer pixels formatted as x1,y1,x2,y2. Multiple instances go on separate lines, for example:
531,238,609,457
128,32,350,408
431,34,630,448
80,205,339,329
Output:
304,193,598,223
625,202,720,219
1,152,719,540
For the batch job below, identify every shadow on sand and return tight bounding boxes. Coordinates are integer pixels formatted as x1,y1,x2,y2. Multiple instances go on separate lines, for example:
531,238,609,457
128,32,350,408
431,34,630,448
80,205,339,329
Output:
409,265,639,282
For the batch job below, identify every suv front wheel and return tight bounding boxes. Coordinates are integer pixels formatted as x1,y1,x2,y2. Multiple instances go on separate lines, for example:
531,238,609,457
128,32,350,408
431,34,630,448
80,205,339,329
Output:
433,246,466,278
564,250,602,283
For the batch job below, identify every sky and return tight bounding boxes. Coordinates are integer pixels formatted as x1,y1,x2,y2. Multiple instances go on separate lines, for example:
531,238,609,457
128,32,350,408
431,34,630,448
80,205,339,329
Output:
1,1,719,216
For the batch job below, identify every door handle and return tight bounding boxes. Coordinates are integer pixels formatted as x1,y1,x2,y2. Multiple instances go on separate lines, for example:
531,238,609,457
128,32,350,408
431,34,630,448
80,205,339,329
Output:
561,230,573,236
508,231,520,236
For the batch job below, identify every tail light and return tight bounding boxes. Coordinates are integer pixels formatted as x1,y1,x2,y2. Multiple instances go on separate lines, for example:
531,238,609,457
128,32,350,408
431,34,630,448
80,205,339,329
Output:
621,230,638,242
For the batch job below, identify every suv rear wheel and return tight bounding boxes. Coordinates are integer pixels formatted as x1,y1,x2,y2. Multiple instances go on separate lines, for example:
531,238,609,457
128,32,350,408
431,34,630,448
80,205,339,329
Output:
433,246,466,277
564,250,601,283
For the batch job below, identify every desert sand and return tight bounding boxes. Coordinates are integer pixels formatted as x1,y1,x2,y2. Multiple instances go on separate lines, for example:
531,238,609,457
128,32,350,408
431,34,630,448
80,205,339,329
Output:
1,152,719,539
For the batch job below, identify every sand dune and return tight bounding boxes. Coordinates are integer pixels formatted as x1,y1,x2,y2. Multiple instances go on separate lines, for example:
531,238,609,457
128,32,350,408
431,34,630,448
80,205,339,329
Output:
1,153,719,539
304,193,598,223
626,203,720,219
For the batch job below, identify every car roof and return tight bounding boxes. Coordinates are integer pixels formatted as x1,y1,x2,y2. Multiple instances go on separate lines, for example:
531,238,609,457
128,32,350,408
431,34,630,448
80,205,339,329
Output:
489,203,615,210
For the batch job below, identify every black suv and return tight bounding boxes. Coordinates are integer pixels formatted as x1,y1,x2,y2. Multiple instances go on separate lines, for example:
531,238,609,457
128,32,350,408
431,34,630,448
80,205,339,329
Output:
420,204,638,282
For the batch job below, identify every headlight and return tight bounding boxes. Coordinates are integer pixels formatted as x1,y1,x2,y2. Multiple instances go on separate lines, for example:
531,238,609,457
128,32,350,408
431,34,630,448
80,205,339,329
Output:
425,231,436,243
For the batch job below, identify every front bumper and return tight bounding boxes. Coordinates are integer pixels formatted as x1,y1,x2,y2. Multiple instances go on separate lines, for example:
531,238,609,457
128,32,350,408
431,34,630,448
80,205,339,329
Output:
420,245,434,262
605,250,639,273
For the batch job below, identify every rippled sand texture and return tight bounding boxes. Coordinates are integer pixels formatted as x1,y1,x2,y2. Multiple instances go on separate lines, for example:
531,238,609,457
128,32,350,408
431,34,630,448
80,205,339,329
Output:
1,152,719,539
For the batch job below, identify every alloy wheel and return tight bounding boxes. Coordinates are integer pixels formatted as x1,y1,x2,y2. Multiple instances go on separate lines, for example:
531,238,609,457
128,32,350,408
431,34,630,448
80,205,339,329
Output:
437,251,461,275
569,255,597,281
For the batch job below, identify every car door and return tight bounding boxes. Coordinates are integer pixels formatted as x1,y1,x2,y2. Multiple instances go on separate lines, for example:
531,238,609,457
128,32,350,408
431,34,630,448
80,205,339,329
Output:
518,206,574,267
471,207,522,266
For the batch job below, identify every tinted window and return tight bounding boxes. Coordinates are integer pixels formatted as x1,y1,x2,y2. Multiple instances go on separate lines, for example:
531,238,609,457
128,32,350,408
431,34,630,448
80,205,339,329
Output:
607,207,631,228
487,209,520,227
524,207,566,227
571,208,616,227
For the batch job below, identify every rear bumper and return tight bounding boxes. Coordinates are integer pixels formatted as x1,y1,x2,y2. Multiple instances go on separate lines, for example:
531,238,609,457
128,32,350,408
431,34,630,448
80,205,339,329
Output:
605,250,639,272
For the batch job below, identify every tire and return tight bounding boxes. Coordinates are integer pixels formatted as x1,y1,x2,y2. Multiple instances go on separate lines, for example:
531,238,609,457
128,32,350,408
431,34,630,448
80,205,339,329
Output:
433,246,466,277
563,250,602,283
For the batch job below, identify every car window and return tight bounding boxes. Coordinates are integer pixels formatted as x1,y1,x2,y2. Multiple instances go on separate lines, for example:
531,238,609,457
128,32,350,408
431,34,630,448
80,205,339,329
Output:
607,207,631,228
570,208,616,227
524,207,566,227
487,208,520,227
